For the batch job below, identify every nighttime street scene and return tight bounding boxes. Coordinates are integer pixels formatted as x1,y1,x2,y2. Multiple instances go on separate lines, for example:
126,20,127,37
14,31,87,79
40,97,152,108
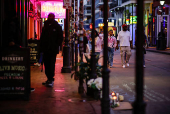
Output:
0,0,170,114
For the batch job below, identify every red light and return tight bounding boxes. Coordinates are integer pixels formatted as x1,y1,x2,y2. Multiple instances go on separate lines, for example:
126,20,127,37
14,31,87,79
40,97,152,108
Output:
90,23,92,29
163,7,165,9
153,18,155,23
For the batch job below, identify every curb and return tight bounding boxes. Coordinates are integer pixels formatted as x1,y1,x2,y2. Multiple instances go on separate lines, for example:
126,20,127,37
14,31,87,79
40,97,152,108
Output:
146,49,170,55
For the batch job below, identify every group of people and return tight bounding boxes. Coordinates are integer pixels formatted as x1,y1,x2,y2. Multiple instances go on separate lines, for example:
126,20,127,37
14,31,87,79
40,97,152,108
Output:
84,24,147,69
2,11,147,88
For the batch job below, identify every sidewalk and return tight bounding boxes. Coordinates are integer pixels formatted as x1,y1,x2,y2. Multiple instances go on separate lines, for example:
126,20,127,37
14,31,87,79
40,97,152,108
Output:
0,52,114,114
146,47,170,55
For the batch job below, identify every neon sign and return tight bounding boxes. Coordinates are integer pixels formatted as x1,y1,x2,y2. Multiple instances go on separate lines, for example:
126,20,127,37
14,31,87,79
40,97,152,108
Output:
41,1,66,19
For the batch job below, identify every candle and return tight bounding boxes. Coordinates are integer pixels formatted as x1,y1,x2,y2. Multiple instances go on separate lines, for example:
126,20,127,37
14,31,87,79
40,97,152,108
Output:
113,96,117,105
111,92,115,96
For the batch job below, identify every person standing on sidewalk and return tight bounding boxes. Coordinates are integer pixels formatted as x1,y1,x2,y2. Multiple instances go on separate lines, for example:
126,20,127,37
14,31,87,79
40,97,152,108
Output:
95,30,103,60
116,24,132,68
108,30,117,68
40,13,63,87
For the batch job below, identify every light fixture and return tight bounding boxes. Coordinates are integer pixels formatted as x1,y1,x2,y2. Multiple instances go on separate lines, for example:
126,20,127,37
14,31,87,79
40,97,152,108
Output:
160,1,165,6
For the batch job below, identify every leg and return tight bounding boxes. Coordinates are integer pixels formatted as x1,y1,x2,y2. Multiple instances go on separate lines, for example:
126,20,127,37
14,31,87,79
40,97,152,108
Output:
108,50,111,66
126,46,132,63
110,48,114,67
43,53,50,80
120,46,126,66
48,53,57,81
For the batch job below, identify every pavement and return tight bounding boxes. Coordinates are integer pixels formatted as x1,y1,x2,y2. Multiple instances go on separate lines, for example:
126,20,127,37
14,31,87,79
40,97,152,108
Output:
0,48,170,114
146,47,170,55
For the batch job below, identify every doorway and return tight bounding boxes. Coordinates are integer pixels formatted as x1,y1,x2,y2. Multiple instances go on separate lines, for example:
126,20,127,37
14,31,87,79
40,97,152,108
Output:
157,15,170,48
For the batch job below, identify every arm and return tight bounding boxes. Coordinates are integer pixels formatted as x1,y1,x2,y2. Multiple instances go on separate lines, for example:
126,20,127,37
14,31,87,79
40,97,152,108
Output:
113,37,117,48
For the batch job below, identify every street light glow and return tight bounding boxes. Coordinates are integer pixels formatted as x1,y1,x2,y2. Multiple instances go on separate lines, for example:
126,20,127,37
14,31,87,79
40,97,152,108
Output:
160,1,165,6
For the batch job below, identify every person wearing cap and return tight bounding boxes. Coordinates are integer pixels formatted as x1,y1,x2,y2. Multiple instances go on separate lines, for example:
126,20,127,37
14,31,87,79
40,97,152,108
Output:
116,24,132,68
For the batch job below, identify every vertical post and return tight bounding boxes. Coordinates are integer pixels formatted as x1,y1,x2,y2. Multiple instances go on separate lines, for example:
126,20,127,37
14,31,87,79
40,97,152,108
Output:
61,9,71,73
151,4,153,46
132,3,133,47
78,0,84,94
133,0,146,114
25,0,28,47
125,5,126,24
21,0,26,47
74,0,78,79
69,9,72,66
90,0,97,79
102,0,110,114
71,0,75,71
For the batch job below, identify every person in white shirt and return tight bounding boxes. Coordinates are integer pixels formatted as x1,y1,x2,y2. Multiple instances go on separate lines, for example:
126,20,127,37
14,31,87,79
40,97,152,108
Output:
116,24,132,68
108,30,117,68
95,30,103,60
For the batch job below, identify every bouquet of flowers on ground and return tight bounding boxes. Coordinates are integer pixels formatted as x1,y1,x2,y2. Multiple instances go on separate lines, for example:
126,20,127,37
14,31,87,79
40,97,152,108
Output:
87,77,102,90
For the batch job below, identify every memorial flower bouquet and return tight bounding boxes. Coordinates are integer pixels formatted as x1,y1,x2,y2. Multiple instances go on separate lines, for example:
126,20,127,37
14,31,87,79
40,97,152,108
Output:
87,77,102,100
87,77,102,90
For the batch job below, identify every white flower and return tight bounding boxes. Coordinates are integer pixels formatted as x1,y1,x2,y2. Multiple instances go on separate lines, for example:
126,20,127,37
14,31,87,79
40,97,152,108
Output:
87,79,94,87
96,83,102,90
94,77,102,85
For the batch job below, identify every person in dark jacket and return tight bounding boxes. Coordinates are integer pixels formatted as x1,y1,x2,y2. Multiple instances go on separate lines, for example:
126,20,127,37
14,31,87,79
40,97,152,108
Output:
40,13,63,87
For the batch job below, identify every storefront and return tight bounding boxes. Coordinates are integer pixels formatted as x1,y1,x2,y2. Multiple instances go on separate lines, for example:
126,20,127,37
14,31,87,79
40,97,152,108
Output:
155,4,170,48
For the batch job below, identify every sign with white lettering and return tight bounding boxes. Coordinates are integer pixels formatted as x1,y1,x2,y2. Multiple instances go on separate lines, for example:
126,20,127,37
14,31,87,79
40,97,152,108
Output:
41,1,66,18
0,48,30,100
28,40,40,65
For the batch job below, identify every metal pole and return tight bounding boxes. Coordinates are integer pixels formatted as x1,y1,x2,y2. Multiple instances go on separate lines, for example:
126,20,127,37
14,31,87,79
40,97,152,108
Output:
61,9,71,73
78,0,84,94
71,0,75,71
74,0,78,79
21,0,25,47
133,0,146,113
102,0,110,113
125,5,126,24
151,4,153,46
25,0,28,47
69,9,72,66
90,0,97,79
132,3,133,47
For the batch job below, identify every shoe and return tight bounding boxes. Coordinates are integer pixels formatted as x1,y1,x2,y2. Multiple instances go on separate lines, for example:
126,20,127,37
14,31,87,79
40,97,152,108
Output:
34,62,39,66
126,63,129,67
30,88,35,92
110,66,114,68
42,80,49,85
37,63,41,67
122,65,125,68
143,65,146,68
46,81,54,87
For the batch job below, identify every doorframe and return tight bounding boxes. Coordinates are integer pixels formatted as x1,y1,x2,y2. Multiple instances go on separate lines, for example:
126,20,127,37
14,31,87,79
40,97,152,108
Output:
157,15,169,47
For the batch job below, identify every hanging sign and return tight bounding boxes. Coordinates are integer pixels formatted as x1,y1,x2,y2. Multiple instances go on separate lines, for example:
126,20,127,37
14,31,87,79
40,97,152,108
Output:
41,1,66,18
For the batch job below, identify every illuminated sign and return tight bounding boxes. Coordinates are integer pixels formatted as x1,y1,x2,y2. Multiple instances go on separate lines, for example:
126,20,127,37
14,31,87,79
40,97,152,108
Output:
126,16,137,24
41,1,66,19
108,22,114,26
130,16,137,24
